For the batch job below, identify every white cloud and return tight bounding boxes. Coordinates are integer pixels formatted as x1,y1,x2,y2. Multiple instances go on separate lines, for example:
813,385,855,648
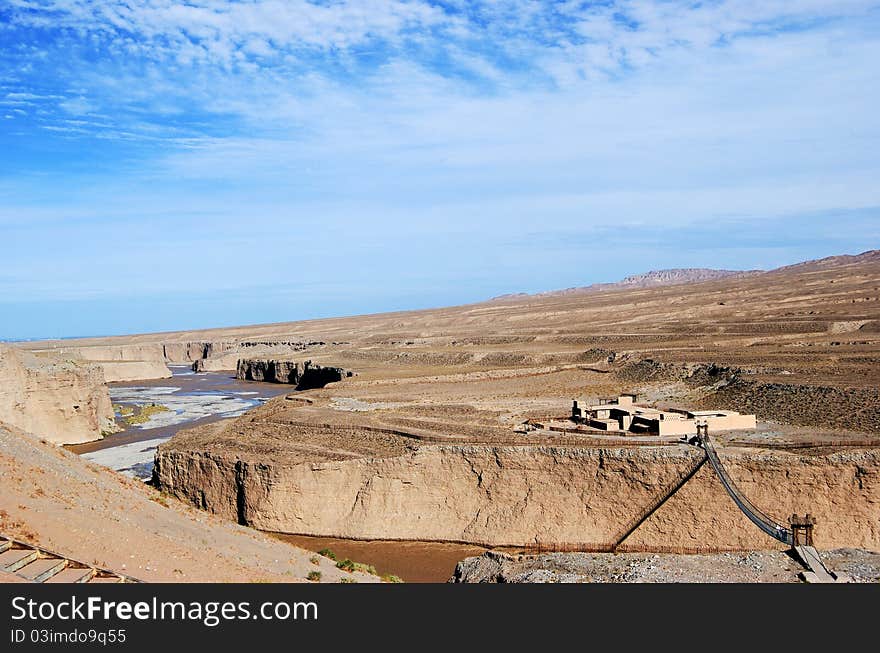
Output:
5,91,63,100
6,0,450,64
2,0,879,312
58,95,96,115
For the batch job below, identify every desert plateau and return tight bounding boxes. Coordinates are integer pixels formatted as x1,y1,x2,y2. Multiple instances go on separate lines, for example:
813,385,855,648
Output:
2,250,879,583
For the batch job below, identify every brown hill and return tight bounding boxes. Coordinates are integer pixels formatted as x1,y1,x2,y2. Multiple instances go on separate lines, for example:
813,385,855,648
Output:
492,267,760,301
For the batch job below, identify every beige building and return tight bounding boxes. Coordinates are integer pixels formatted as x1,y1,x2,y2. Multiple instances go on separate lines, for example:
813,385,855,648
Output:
571,394,756,436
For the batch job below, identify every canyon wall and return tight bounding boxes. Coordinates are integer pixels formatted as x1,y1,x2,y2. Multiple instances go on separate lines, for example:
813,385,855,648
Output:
60,343,167,363
154,444,880,551
162,342,221,364
236,359,301,383
97,360,173,382
28,343,172,381
23,339,335,379
192,353,242,372
0,345,117,445
25,340,250,380
194,341,330,372
25,340,251,380
236,359,351,388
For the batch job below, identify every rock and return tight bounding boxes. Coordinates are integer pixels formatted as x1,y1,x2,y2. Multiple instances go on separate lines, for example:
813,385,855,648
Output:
153,442,880,551
511,569,559,583
97,361,172,382
450,548,880,583
236,359,300,384
0,344,117,444
449,551,509,583
236,359,352,389
16,343,174,381
188,341,330,372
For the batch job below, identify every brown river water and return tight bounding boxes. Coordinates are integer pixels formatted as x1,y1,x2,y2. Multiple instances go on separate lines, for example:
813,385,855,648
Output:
270,534,488,583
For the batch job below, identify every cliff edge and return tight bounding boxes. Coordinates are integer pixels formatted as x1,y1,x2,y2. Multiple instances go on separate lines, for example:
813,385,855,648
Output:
0,344,116,445
154,440,880,552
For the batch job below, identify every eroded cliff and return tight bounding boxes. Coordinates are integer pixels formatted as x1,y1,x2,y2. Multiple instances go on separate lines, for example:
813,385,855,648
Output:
154,443,880,551
0,344,116,445
23,343,173,382
193,341,332,372
236,358,351,388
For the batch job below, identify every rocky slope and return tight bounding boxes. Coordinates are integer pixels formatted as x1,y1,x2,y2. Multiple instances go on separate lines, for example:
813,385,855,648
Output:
616,268,757,287
706,379,880,434
236,358,352,388
0,344,116,445
0,423,378,583
154,442,880,551
612,358,880,434
450,548,880,583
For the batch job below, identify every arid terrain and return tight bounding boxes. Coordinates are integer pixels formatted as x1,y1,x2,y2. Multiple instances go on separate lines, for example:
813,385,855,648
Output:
451,548,880,583
149,251,880,554
0,422,378,583
3,250,880,582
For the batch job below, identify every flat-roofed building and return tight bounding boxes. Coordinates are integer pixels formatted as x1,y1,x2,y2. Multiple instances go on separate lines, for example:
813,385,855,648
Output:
571,394,756,436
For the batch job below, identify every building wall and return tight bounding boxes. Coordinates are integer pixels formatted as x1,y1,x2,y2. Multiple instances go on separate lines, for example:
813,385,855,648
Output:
657,420,697,436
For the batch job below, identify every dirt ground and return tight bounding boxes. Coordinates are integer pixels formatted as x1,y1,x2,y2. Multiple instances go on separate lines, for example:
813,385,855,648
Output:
154,250,880,464
28,250,880,391
0,423,378,583
451,548,880,583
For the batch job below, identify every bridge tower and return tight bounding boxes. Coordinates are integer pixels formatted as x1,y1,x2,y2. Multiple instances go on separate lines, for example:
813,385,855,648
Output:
789,514,816,547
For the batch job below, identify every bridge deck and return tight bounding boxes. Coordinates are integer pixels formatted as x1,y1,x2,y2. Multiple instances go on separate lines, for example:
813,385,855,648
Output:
701,435,793,546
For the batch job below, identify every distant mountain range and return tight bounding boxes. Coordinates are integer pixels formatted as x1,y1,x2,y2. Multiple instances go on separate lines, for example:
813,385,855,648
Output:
607,267,759,287
767,249,880,273
492,268,759,301
491,249,880,301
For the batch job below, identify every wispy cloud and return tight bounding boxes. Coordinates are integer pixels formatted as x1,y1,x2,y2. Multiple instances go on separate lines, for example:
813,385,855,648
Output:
1,2,876,146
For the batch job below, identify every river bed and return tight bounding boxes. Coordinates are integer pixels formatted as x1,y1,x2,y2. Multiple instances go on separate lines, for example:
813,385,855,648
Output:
67,365,290,480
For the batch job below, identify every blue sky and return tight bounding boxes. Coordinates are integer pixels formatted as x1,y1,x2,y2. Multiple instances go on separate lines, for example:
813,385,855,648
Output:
1,1,879,339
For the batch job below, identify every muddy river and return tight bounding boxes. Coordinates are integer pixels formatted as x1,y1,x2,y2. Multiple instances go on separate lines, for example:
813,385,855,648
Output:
68,365,290,480
271,534,487,583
